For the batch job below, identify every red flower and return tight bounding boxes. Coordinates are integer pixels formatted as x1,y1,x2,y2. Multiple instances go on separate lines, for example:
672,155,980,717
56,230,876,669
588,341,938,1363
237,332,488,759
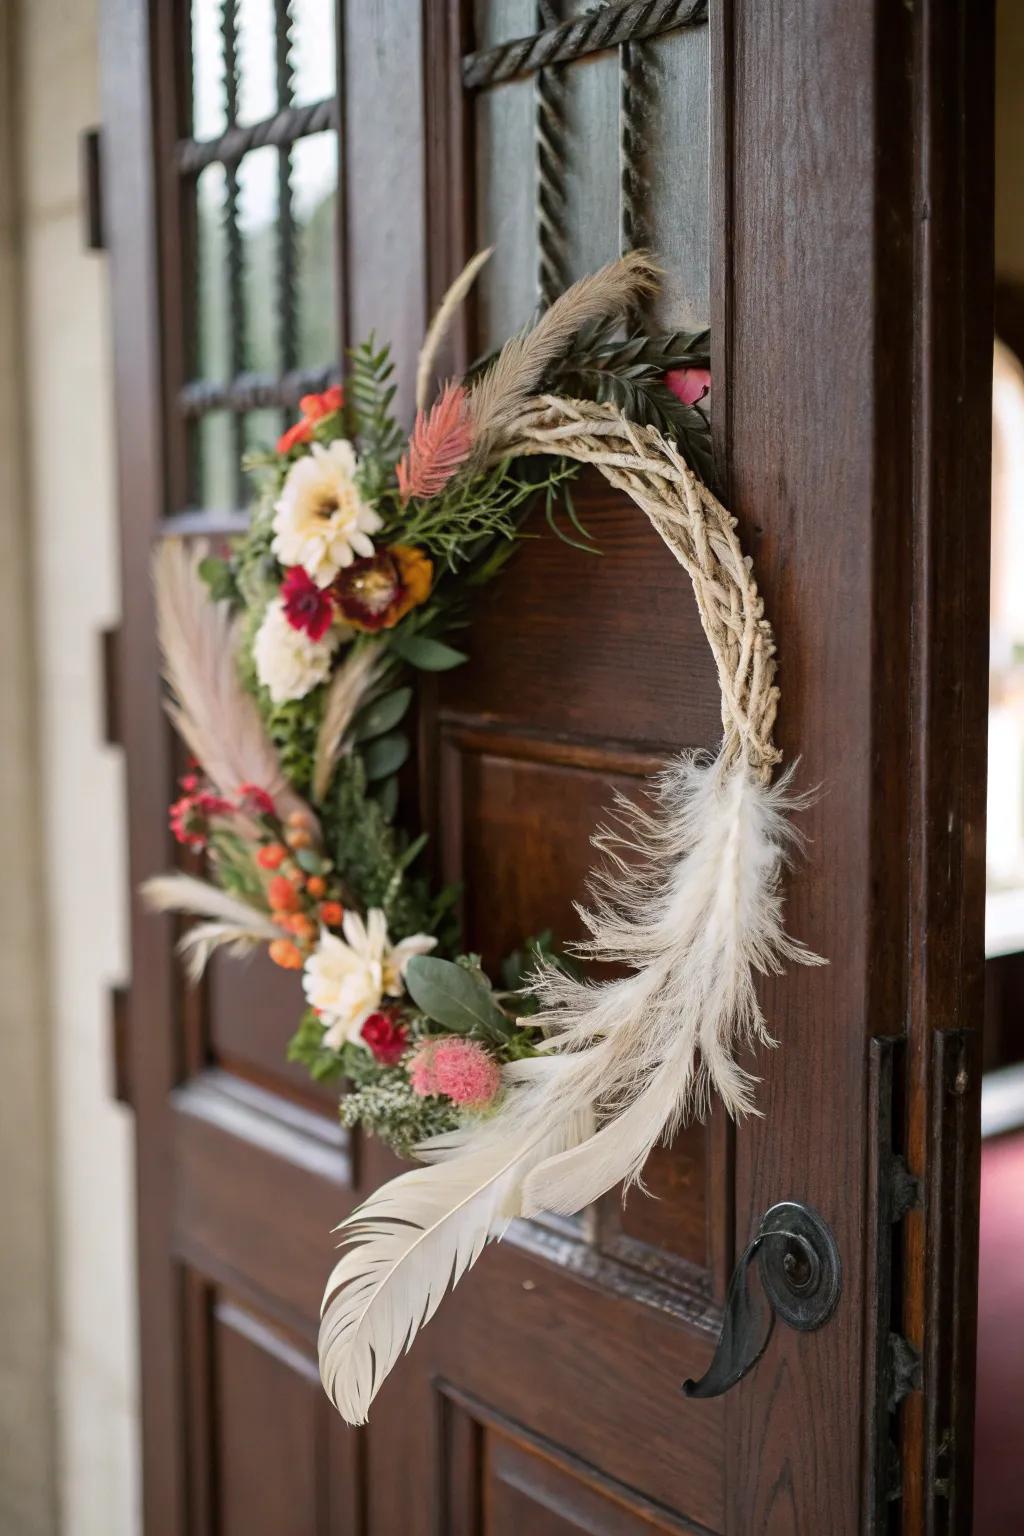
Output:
237,783,276,817
664,367,711,407
333,546,433,633
361,1010,409,1066
267,874,301,914
276,384,345,454
280,566,335,640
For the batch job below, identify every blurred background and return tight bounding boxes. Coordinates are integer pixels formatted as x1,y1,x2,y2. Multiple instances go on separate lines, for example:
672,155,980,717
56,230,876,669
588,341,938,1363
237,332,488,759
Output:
0,0,1021,1532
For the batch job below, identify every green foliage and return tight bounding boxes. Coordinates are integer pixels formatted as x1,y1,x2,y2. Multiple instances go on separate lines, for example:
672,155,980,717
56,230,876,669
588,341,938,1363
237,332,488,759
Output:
353,687,413,741
286,1010,346,1083
325,752,460,947
338,1074,460,1158
389,633,467,672
543,319,716,488
346,336,405,500
198,555,239,603
404,955,508,1038
386,456,580,572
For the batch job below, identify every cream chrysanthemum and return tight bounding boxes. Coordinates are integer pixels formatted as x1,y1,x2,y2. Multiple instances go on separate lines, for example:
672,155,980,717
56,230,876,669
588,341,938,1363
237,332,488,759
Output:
303,909,436,1050
272,439,383,587
253,597,337,704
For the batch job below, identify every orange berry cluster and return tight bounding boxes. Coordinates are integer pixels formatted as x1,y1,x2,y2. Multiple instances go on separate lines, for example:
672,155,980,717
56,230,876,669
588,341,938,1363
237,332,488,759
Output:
258,810,345,971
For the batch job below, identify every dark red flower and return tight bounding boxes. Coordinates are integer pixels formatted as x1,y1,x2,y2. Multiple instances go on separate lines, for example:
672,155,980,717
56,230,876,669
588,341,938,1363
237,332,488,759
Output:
361,1010,409,1066
281,565,335,640
664,367,711,407
333,546,432,633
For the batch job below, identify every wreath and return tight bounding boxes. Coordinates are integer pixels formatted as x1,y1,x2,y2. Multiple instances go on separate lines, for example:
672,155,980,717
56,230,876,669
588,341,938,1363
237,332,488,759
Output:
146,252,819,1425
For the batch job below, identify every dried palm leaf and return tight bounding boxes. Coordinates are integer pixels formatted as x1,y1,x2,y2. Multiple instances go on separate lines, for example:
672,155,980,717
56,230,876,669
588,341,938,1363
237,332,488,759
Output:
311,644,386,803
415,247,493,412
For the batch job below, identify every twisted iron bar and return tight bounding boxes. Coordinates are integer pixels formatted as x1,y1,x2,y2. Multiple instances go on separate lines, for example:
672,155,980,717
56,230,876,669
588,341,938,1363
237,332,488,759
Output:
535,1,571,307
222,0,246,501
275,0,298,373
463,0,707,91
619,38,651,257
177,98,337,175
179,366,337,420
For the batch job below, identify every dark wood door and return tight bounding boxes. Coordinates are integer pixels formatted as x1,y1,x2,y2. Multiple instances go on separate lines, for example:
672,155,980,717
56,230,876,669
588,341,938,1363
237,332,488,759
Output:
99,1,992,1531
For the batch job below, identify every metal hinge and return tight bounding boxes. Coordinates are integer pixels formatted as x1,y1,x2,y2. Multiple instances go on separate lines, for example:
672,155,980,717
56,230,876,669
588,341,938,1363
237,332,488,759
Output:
865,1036,923,1529
80,128,104,251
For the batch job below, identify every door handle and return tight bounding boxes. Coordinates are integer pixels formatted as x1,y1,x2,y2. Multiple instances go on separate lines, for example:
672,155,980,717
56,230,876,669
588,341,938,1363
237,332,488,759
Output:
682,1201,841,1399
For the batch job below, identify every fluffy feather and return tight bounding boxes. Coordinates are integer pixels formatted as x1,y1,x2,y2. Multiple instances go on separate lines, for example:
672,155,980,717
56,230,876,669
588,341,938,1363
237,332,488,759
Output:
311,644,385,803
141,872,279,980
396,383,473,503
319,1107,585,1425
154,540,310,824
415,247,493,412
467,251,659,456
318,749,821,1421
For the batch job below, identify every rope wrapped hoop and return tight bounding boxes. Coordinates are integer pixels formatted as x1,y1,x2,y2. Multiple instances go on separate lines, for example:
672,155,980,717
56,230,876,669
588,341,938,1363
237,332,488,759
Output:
317,257,822,1426
494,394,781,778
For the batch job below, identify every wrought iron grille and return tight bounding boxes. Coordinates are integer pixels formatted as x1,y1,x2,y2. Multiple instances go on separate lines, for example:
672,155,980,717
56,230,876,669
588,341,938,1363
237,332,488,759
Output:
176,0,340,514
467,0,710,346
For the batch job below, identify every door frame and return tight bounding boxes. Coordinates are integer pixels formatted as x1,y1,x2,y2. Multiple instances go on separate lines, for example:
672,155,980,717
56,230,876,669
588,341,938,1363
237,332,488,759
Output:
100,1,992,1530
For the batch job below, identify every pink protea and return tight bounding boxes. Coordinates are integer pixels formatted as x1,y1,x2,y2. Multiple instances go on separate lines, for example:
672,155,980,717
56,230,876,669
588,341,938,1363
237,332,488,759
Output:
408,1039,501,1109
396,382,473,503
664,367,711,406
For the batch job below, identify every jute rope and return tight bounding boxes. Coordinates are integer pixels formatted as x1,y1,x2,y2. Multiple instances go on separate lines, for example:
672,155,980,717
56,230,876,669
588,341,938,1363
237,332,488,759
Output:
494,396,781,779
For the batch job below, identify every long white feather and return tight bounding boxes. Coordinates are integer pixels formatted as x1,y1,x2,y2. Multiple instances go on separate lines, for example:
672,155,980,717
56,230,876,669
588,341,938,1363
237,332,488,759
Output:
319,1106,584,1424
318,749,821,1422
142,872,280,980
154,539,310,824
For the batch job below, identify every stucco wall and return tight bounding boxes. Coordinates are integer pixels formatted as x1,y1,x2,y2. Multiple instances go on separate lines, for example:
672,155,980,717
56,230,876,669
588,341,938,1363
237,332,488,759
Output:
2,0,140,1529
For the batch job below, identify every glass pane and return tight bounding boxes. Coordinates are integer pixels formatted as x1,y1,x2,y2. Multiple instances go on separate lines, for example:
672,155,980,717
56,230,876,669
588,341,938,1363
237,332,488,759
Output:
237,0,278,124
194,411,237,512
292,131,338,368
289,0,337,106
192,0,227,139
243,408,286,492
196,162,231,379
237,145,281,372
645,28,710,329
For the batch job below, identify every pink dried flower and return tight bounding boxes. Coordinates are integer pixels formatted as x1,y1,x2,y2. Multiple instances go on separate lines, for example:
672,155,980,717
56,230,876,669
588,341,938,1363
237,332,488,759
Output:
408,1038,501,1109
396,382,473,504
237,783,276,817
664,367,711,407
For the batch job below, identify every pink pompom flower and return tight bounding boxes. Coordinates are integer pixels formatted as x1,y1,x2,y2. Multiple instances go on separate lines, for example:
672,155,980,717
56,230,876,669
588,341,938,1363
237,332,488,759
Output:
408,1039,501,1109
664,367,711,407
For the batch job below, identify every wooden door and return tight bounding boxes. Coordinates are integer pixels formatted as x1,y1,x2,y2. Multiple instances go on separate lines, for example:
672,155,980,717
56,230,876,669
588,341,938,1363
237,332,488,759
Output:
99,1,993,1531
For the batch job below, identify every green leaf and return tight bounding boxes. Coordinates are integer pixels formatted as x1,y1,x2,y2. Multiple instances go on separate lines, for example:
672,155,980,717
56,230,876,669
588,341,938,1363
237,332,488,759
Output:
405,956,508,1036
372,774,400,822
294,847,324,874
354,686,413,741
198,556,237,602
362,732,409,780
390,633,468,671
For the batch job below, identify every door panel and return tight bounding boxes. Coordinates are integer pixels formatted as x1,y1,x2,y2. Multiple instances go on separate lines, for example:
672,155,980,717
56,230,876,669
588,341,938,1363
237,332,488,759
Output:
101,0,991,1531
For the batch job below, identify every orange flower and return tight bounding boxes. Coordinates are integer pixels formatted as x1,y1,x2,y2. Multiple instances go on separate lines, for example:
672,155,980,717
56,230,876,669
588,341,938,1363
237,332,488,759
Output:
333,545,433,633
286,826,313,851
318,901,344,927
257,842,288,871
267,874,301,913
276,384,344,454
268,939,303,970
306,876,327,899
285,914,318,944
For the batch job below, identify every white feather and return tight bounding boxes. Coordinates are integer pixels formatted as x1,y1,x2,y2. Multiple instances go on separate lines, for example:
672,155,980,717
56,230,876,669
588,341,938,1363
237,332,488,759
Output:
154,539,310,824
318,750,821,1421
415,247,493,412
142,872,280,979
319,1106,584,1424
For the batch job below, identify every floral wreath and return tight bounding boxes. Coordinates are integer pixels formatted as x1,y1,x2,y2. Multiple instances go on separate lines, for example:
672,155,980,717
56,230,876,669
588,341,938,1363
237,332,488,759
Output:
147,252,819,1425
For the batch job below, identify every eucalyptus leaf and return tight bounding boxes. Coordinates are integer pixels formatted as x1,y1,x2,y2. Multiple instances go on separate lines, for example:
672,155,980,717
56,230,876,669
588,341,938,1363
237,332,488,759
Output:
372,774,400,822
405,956,508,1037
362,732,409,780
354,687,413,742
391,633,467,671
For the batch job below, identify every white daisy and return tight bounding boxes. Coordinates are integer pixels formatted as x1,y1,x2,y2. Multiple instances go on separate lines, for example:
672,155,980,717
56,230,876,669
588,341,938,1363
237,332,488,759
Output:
303,908,437,1050
253,597,337,704
272,439,383,587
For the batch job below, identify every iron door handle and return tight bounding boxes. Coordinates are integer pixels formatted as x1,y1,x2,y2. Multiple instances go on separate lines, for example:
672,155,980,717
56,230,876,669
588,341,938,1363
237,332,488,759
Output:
683,1201,842,1399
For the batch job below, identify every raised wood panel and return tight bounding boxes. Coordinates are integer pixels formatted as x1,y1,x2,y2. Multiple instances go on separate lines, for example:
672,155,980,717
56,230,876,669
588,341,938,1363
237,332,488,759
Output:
183,1281,362,1536
436,496,722,750
208,951,339,1111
